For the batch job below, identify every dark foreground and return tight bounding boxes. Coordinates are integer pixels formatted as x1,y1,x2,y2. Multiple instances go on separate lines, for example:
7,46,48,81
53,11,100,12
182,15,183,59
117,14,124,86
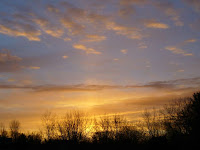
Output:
1,92,200,149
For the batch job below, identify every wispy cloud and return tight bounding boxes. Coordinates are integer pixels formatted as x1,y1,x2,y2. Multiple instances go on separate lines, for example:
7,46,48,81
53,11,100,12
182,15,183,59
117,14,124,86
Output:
106,21,144,39
0,50,22,62
1,77,200,92
154,1,184,26
28,66,40,70
165,46,193,56
120,49,128,54
60,16,85,36
184,38,197,43
183,0,200,12
0,19,41,41
143,19,169,29
33,17,64,38
73,44,101,54
0,49,23,72
120,0,149,5
83,34,106,42
62,55,68,59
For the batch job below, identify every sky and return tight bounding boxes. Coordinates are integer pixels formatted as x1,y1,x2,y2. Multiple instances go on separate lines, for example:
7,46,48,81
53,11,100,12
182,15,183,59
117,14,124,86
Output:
0,0,200,131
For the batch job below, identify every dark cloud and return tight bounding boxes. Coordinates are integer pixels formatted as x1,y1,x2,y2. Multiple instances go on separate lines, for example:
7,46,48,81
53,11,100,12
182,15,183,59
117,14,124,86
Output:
153,1,184,26
183,0,200,12
0,50,23,72
0,77,200,92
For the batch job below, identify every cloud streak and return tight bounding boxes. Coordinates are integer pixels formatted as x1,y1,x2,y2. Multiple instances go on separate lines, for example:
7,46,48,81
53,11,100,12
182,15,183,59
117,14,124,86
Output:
154,1,184,26
165,46,193,56
0,18,41,41
73,44,101,54
1,77,200,92
0,50,23,72
143,19,169,29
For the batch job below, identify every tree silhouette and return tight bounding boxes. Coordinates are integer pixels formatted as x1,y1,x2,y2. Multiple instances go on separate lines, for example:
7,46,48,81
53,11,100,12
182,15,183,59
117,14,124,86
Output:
0,91,200,148
9,120,20,142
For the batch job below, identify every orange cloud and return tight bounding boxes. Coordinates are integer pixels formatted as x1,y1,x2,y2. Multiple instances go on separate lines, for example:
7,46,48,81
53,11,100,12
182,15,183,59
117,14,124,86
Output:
0,20,41,41
184,38,197,43
73,44,101,54
62,55,68,59
144,20,169,29
165,46,193,56
29,66,40,70
121,49,128,54
33,17,64,38
106,21,144,39
83,34,106,42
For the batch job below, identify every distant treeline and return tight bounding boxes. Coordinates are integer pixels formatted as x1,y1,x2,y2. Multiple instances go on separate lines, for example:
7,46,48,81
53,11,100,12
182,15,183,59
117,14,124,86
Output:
1,92,200,149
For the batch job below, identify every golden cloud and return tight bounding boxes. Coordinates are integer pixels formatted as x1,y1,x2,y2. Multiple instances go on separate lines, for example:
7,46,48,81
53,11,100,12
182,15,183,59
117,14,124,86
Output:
73,44,101,54
165,46,193,56
62,55,68,59
184,38,197,43
0,19,41,41
29,66,40,70
106,21,144,39
60,16,85,36
83,34,106,42
121,49,128,54
33,18,64,38
144,20,169,29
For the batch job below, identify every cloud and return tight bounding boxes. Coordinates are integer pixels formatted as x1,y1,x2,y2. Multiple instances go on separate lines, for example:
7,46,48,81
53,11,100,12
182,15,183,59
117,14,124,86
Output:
154,2,184,26
0,50,22,62
165,46,193,56
190,19,200,30
73,44,101,54
0,50,23,72
143,19,169,29
28,66,40,70
0,77,200,93
83,34,106,42
7,79,16,82
60,16,85,36
106,21,144,39
33,17,64,38
121,49,128,54
120,0,148,5
0,84,119,92
177,69,184,72
113,58,119,61
62,55,68,59
0,1,149,43
118,5,135,17
184,38,197,43
46,4,60,13
0,19,41,41
138,42,147,49
183,0,200,12
127,77,200,90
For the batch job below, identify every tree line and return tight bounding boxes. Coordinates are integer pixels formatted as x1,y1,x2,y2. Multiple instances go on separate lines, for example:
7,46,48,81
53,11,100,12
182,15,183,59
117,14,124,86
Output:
0,92,200,149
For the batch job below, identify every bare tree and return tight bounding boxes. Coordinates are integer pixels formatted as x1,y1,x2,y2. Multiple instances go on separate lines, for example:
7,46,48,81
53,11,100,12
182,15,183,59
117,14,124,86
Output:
0,122,8,138
57,110,90,142
41,111,57,140
92,114,139,143
142,108,164,138
9,120,20,140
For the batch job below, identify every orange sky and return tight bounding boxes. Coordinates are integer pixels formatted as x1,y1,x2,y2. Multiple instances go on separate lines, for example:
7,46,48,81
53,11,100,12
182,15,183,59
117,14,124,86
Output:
0,0,200,131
